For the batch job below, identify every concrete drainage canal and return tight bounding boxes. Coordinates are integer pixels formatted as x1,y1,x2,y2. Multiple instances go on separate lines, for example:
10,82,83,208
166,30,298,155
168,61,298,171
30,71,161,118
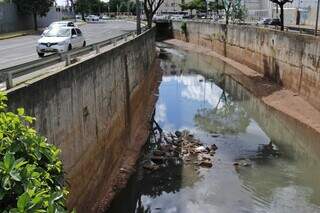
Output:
107,43,320,213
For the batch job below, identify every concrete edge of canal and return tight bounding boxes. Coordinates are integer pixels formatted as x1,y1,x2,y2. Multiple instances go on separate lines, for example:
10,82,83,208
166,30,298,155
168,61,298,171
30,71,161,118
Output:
5,27,162,212
163,38,320,143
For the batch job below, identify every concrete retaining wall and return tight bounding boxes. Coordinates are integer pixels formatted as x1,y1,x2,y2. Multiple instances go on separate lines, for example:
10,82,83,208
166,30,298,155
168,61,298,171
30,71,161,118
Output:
172,20,320,111
0,3,72,33
6,29,158,212
0,3,33,33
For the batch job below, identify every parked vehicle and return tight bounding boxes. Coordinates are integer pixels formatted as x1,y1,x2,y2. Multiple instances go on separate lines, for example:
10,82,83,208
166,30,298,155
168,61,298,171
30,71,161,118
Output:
85,15,100,22
196,12,207,19
170,15,183,21
153,14,170,21
257,18,281,26
76,15,82,21
257,18,271,25
102,15,111,20
268,18,281,26
36,27,86,57
42,21,75,36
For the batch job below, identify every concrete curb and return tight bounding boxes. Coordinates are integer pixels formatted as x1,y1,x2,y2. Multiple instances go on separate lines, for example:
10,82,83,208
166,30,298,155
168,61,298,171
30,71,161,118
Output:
0,31,33,40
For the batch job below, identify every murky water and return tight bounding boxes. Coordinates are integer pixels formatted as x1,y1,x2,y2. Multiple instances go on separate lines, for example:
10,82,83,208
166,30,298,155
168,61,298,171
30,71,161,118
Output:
108,43,320,213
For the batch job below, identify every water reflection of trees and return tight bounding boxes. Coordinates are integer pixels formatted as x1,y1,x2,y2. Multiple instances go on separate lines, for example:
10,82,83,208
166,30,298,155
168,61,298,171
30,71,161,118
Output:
194,88,250,135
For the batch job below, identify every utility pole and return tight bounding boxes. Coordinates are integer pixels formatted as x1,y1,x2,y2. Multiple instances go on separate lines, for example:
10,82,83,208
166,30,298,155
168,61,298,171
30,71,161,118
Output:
316,0,320,36
136,0,141,34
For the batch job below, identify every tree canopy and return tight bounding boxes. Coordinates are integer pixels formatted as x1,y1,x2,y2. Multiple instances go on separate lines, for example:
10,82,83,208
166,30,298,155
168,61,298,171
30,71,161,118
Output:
208,0,224,14
75,0,107,15
13,0,54,30
180,0,206,13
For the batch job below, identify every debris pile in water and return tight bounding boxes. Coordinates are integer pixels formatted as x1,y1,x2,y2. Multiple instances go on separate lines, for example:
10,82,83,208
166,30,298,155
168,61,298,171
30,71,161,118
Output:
143,130,218,172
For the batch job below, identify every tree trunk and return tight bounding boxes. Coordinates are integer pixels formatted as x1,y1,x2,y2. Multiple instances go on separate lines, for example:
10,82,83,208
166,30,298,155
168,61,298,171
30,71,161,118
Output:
280,4,284,31
33,12,38,31
147,13,153,28
81,12,85,21
224,14,229,57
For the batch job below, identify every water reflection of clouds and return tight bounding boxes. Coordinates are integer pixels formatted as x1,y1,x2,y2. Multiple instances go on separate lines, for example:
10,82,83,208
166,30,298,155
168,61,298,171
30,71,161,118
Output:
156,75,224,131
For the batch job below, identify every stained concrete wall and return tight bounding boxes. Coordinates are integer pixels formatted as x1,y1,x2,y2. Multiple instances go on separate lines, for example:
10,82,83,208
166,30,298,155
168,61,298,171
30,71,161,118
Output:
0,2,33,33
0,3,72,33
6,29,157,212
172,20,320,111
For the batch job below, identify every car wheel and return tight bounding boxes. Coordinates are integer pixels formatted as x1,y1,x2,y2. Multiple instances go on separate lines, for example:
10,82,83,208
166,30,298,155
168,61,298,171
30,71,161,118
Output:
83,41,86,47
68,44,72,51
37,52,45,58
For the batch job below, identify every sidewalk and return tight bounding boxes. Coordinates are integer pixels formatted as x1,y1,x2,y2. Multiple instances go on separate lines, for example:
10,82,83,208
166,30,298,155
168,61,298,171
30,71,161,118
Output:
0,21,86,40
0,30,36,40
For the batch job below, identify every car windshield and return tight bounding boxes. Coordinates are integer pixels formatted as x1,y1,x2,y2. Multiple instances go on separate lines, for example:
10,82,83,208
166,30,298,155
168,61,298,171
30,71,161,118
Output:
45,28,70,37
50,23,66,28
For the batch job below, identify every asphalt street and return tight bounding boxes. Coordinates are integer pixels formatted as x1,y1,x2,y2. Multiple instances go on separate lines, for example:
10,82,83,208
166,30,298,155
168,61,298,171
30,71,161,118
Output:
0,20,136,70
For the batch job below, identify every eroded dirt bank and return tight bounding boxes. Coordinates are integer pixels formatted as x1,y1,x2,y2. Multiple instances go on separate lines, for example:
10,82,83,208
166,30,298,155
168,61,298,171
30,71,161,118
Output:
164,39,320,139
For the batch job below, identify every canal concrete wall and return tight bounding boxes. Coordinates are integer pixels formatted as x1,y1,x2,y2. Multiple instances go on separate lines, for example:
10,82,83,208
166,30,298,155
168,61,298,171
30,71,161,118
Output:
5,29,158,212
171,21,320,111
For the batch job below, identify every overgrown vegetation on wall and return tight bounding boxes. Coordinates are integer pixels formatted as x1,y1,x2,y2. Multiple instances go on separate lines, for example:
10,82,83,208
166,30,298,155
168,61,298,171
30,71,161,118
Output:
181,22,189,42
0,93,69,212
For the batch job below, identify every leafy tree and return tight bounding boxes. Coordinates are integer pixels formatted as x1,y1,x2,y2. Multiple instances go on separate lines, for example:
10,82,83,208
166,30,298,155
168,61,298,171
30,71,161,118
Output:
13,0,54,31
75,0,89,20
269,0,293,30
0,93,69,212
119,2,128,12
181,0,206,14
128,1,137,14
208,0,224,15
144,0,165,28
75,0,105,18
230,0,247,23
217,0,247,56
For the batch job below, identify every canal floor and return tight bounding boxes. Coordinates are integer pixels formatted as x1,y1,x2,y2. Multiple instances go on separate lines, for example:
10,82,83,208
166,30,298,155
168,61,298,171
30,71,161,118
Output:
107,43,320,213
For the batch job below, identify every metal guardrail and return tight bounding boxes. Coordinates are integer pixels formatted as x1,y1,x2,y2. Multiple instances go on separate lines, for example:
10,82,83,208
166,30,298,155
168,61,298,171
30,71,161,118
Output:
0,27,146,90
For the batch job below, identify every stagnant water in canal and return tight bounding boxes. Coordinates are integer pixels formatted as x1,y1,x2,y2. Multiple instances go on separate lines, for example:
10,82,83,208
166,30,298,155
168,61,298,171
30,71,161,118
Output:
108,43,320,213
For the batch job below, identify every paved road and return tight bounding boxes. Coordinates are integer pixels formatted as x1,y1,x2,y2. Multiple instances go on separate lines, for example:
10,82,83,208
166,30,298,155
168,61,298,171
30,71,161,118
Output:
0,20,136,70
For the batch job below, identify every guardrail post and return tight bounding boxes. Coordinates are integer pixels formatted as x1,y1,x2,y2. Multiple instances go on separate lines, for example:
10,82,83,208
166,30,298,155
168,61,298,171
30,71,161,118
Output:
65,54,71,66
113,39,117,46
124,35,128,41
94,45,100,54
6,72,13,89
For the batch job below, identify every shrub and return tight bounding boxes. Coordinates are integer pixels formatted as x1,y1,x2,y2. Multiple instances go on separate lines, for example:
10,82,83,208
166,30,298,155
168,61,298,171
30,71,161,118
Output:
0,93,69,212
181,22,187,35
181,22,189,42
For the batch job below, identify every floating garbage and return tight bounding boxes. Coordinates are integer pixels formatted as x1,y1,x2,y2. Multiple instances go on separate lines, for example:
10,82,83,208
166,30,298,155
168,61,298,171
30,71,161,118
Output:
143,130,218,171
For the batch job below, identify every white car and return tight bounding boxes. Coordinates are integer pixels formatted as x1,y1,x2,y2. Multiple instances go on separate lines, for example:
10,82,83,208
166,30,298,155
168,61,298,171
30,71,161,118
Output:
257,18,272,25
36,27,86,57
85,15,100,22
170,15,183,21
102,15,111,20
76,15,82,21
42,21,75,36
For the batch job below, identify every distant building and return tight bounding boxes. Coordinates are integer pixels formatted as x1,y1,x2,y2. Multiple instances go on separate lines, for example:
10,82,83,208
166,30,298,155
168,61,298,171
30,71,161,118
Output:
243,0,273,19
157,0,192,14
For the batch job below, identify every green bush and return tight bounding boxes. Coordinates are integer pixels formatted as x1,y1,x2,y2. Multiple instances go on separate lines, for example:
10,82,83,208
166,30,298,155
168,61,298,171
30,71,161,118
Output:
0,93,69,212
181,22,189,42
181,22,187,35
